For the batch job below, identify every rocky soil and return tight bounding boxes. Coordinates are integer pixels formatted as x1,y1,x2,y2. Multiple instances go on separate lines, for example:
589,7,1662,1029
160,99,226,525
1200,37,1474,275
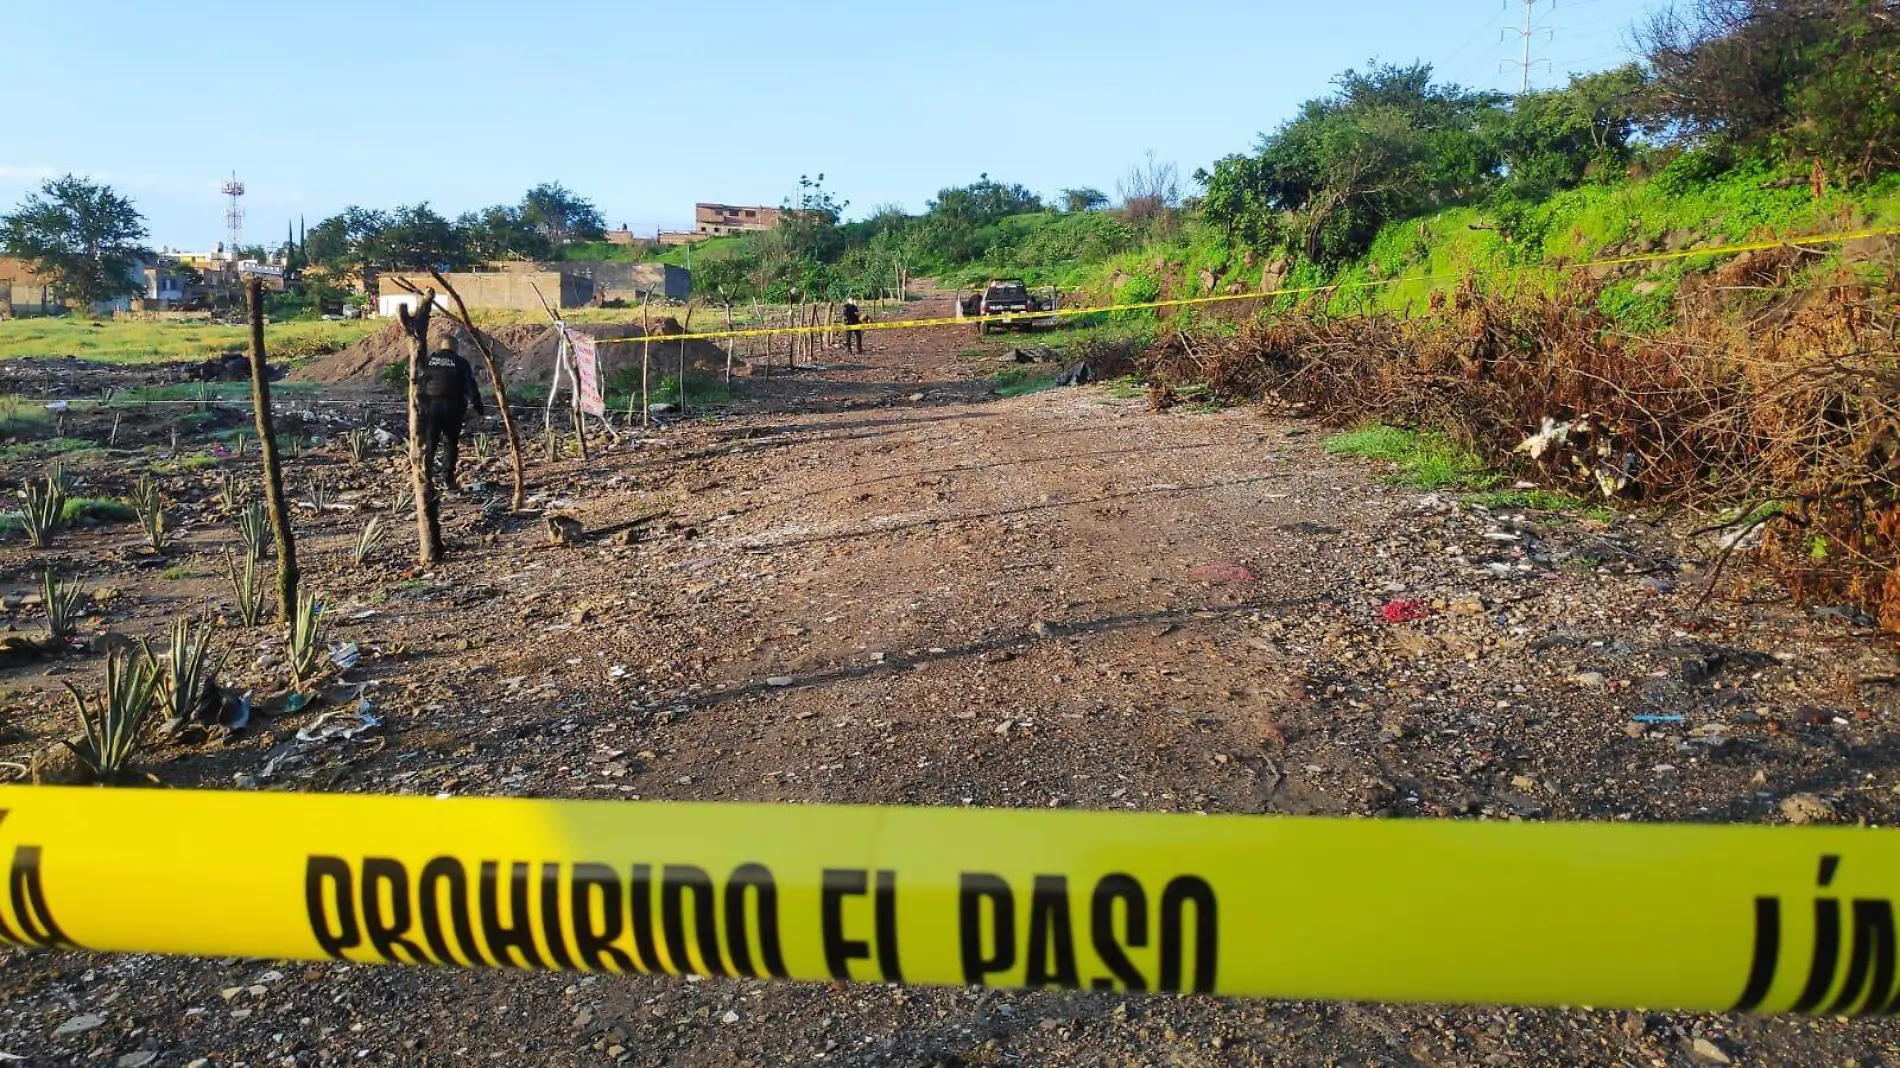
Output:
2,294,1898,1066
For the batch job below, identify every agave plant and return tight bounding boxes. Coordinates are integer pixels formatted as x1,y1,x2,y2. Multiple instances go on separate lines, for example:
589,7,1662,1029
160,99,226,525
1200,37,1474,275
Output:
217,469,241,511
63,651,159,782
232,431,249,458
343,427,373,466
41,569,85,640
17,474,64,548
286,591,327,686
130,474,168,553
144,617,223,727
236,500,268,560
305,477,333,511
352,515,385,568
225,550,265,627
473,434,492,461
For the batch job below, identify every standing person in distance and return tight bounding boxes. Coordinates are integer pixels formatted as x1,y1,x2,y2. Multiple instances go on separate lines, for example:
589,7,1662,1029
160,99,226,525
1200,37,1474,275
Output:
414,334,484,494
841,296,866,355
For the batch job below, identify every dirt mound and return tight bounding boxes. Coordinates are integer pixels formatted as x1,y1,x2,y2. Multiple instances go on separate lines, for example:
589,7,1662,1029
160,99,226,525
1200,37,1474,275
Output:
294,320,730,389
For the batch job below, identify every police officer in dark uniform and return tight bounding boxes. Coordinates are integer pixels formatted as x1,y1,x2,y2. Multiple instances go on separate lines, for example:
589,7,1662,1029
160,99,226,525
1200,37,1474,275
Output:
415,335,484,493
841,297,865,354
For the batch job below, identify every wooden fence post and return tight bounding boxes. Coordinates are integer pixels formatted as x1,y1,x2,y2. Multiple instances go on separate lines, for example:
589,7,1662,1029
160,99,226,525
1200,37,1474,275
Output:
245,278,300,621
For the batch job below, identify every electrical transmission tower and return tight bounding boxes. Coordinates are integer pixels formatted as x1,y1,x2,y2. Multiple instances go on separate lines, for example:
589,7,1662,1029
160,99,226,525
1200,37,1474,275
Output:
1502,0,1554,94
221,172,246,254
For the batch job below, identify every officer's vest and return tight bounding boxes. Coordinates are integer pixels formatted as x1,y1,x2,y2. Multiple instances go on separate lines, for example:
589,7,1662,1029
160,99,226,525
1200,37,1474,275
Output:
419,354,464,401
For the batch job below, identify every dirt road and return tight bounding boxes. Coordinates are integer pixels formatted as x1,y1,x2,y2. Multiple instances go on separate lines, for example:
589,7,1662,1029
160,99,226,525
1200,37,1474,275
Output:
4,294,1900,1065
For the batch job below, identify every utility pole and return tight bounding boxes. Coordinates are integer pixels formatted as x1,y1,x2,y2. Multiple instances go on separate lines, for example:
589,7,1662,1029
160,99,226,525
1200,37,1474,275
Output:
1502,0,1553,95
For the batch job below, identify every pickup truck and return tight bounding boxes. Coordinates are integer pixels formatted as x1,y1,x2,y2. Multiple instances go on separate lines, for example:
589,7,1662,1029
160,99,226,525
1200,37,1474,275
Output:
955,278,1059,335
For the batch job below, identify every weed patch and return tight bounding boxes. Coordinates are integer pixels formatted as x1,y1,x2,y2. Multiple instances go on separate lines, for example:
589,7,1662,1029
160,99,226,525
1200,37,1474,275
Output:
991,367,1058,397
1326,425,1495,489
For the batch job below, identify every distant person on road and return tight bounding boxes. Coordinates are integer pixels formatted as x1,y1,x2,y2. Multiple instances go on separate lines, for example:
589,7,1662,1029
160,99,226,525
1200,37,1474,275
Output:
841,297,865,354
414,334,484,494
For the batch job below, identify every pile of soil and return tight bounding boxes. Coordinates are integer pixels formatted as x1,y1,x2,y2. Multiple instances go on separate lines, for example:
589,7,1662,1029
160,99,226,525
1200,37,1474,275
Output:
293,320,731,389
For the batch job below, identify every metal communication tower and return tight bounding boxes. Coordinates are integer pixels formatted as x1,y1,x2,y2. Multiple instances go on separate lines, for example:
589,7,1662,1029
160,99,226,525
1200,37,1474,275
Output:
221,172,246,254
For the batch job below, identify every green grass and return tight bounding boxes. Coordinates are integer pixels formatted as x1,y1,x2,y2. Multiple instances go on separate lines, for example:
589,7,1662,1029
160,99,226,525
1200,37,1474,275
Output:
160,565,203,580
0,317,377,364
646,373,734,407
1325,424,1497,489
0,437,98,462
1103,374,1146,399
1466,488,1614,522
0,496,133,536
112,380,320,405
991,366,1058,397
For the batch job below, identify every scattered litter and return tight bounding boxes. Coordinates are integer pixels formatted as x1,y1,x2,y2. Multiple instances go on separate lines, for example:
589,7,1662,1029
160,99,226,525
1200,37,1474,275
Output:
1631,713,1686,724
765,676,795,688
228,691,253,731
1381,599,1434,624
1189,561,1254,585
295,703,382,743
43,400,69,413
329,642,360,670
285,691,310,714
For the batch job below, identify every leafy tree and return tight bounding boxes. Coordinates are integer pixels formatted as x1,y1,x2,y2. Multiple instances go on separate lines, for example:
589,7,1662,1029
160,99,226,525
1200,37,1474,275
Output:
303,206,388,285
520,182,606,247
368,204,466,270
1495,65,1648,200
1197,63,1501,264
1637,0,1900,173
914,174,1043,264
0,175,149,305
458,204,551,262
1060,187,1109,213
779,173,850,262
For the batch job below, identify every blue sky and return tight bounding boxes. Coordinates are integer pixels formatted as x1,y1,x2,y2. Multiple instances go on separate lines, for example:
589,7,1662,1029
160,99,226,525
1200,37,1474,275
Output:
0,0,1658,249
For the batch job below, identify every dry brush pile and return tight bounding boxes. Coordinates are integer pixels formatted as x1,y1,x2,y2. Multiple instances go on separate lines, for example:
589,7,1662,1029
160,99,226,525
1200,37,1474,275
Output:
1144,262,1900,633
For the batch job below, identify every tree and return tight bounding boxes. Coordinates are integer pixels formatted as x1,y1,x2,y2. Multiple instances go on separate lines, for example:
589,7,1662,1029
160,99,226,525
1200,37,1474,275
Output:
1637,0,1900,173
457,204,551,262
303,206,388,286
519,183,606,248
0,175,148,306
779,173,849,262
1116,152,1181,220
1495,65,1647,200
914,174,1043,264
367,204,466,270
1060,187,1110,213
1196,62,1501,264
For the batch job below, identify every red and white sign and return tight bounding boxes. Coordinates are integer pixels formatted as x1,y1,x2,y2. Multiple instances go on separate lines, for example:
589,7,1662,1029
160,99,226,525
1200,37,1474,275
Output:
567,329,605,416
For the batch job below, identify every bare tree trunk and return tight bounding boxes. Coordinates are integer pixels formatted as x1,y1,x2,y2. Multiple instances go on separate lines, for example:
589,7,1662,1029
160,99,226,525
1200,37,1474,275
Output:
569,332,589,461
245,279,299,624
639,293,652,427
723,303,735,385
397,294,443,563
423,271,526,512
678,301,696,416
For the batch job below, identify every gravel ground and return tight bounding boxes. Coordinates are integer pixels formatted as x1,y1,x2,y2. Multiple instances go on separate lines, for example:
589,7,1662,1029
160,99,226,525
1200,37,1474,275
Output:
2,295,1899,1066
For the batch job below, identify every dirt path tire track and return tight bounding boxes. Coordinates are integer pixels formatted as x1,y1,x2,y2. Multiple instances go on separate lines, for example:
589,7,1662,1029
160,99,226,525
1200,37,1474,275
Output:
3,296,1899,1065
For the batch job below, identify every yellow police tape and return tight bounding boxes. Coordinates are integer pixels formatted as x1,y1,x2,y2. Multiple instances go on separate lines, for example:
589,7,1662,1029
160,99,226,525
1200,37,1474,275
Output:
1,785,1894,1014
596,224,1900,346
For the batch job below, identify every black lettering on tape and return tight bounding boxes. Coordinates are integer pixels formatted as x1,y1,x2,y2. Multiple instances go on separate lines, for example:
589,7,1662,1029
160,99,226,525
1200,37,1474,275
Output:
725,863,790,980
873,870,903,984
821,869,871,981
361,858,432,965
1157,876,1218,993
661,865,726,977
418,856,484,968
480,861,547,970
628,864,663,973
959,874,1016,986
1024,875,1079,989
1831,899,1896,1015
1090,873,1148,992
539,863,578,971
306,856,361,960
571,862,635,973
4,846,73,949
